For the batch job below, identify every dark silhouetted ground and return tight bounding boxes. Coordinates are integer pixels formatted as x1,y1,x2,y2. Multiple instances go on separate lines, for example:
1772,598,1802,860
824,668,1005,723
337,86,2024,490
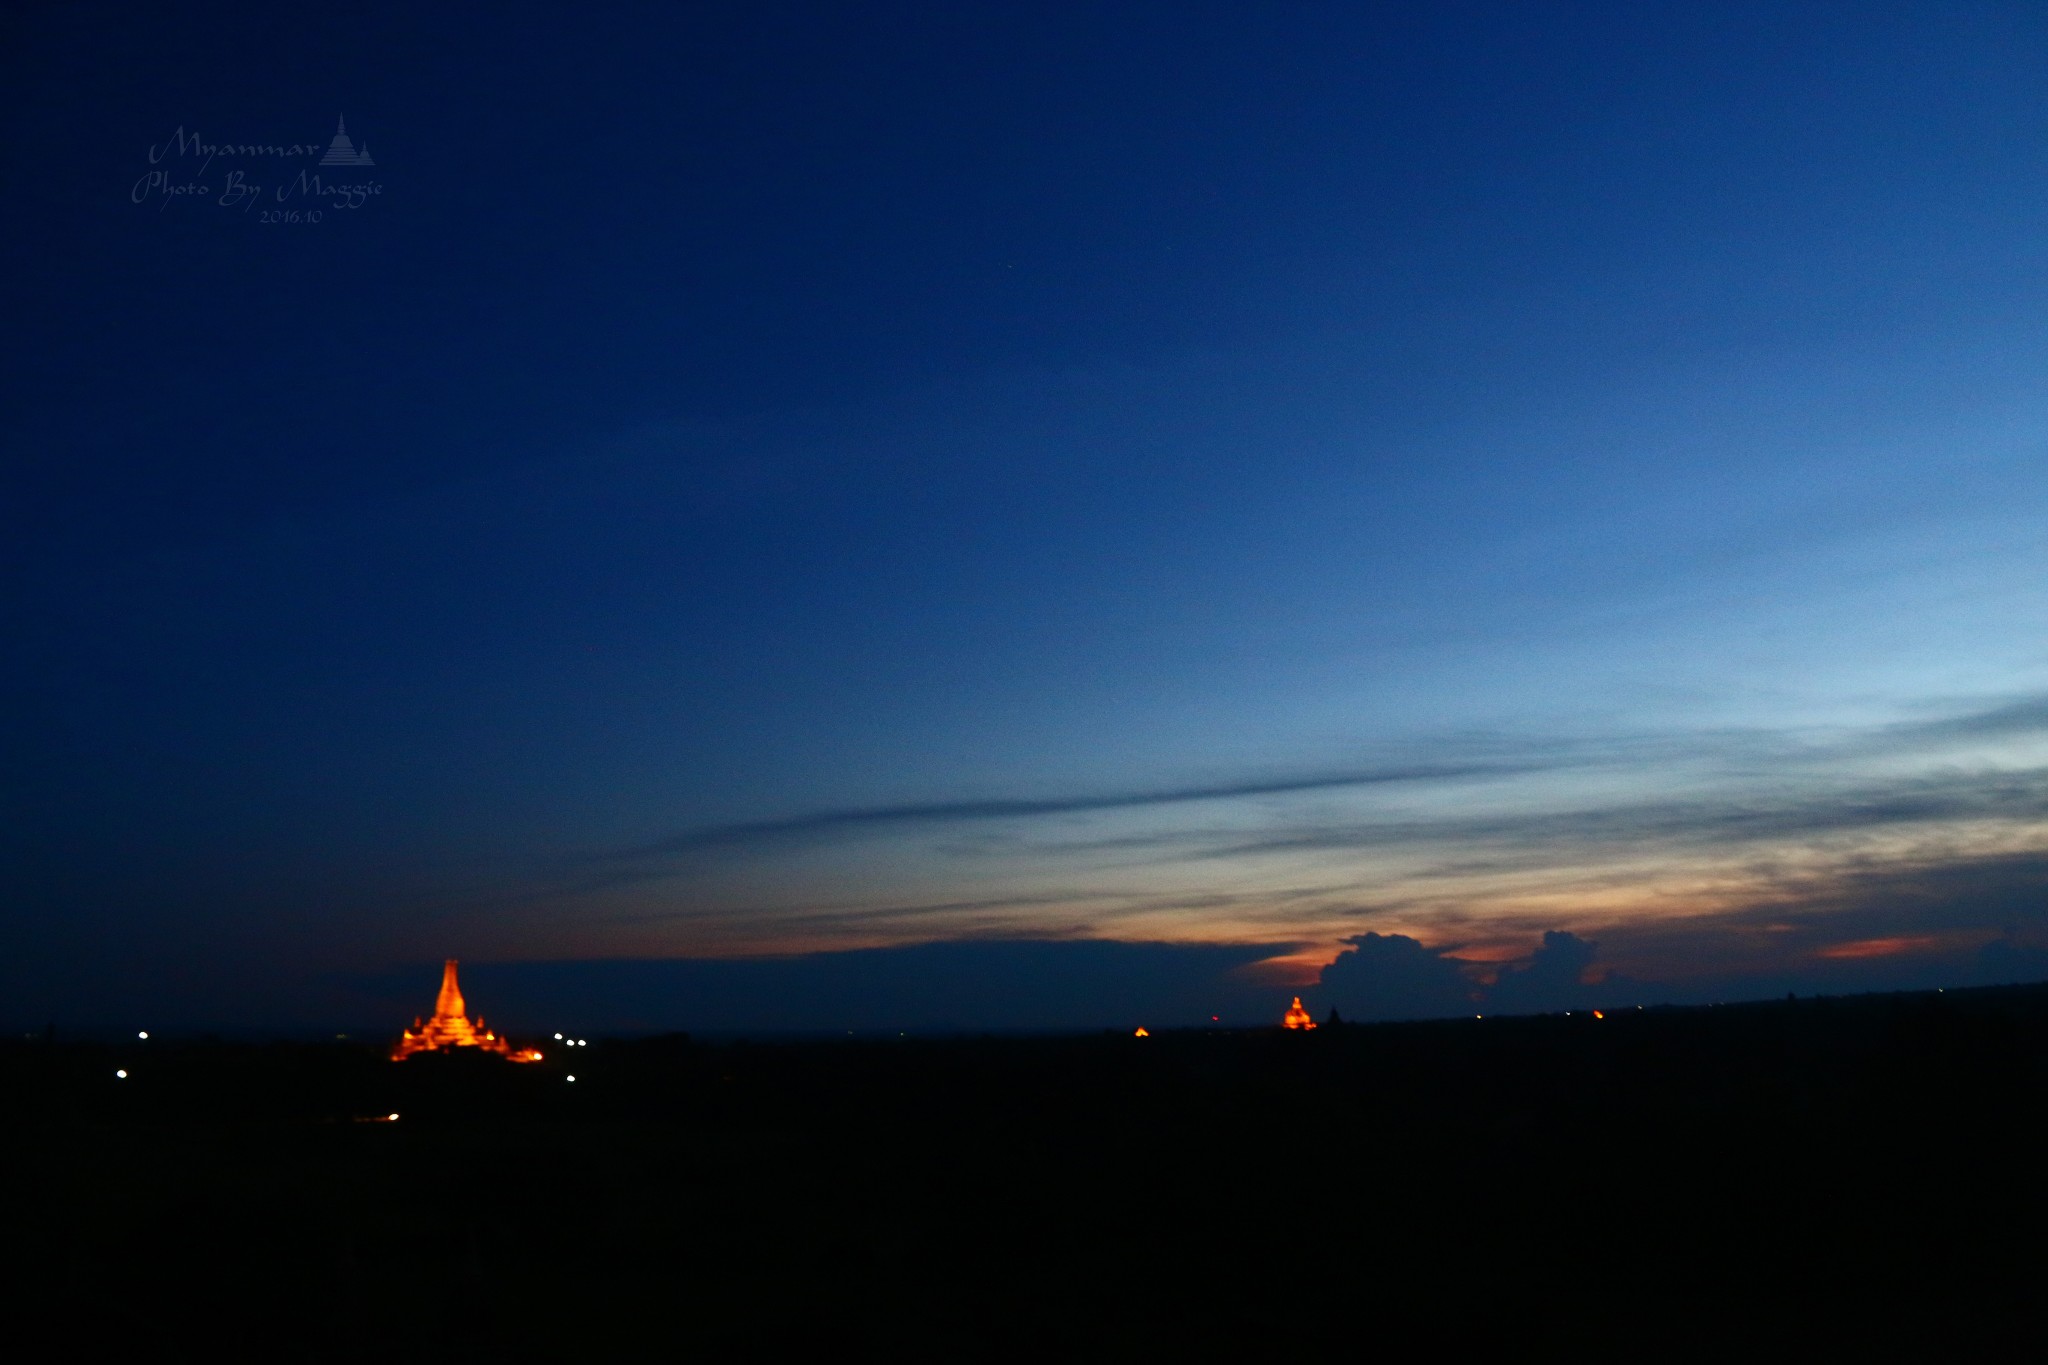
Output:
8,985,2048,1356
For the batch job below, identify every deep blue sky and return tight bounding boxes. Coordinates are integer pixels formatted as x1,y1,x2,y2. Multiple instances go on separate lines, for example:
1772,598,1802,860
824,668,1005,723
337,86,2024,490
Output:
6,1,2048,1034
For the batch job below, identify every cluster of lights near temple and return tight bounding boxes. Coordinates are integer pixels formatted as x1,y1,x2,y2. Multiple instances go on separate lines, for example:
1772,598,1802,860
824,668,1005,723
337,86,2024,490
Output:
1135,999,1320,1036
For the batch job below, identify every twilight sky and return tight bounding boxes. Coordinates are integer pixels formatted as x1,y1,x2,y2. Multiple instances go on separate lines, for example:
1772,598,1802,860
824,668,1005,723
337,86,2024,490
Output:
5,2,2048,1033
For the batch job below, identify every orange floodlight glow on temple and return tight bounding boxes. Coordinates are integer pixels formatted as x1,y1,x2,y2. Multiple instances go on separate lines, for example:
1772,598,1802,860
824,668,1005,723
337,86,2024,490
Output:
1134,1027,1150,1037
1282,997,1317,1030
391,959,544,1062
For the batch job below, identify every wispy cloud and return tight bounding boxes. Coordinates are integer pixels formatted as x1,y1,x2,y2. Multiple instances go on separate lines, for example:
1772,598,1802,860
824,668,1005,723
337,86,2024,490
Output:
592,689,2048,864
572,756,1554,883
1873,693,2048,747
530,692,2048,969
1196,765,2048,863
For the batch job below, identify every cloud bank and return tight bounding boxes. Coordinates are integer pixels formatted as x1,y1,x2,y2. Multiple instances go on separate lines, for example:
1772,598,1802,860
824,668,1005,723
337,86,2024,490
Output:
523,694,2048,986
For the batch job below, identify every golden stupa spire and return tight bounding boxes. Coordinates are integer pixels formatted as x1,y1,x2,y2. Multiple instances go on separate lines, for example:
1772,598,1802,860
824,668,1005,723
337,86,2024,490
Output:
433,958,467,1021
391,959,542,1062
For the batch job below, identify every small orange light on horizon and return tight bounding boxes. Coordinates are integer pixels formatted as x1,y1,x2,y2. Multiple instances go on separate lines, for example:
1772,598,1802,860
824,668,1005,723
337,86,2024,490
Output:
1282,997,1316,1030
1134,1027,1150,1037
1593,1010,1605,1019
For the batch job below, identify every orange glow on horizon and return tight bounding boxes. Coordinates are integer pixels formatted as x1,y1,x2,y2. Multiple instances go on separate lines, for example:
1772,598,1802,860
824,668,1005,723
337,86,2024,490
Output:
1437,941,1534,964
1282,997,1317,1030
1815,935,1940,961
1134,1027,1149,1037
391,959,544,1062
1236,949,1331,988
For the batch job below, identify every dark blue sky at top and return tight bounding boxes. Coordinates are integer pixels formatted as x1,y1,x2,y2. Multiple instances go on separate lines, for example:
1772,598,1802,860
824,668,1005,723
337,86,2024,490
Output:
5,2,2048,1034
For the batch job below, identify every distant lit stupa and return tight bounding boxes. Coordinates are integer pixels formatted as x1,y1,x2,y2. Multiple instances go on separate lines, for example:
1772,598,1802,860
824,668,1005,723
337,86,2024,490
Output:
392,959,542,1061
1282,997,1317,1030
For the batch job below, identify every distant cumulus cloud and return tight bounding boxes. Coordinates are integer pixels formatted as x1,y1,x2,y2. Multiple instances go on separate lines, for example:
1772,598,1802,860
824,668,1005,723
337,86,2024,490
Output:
1977,932,2048,985
1484,931,1603,1016
1314,932,1479,1022
1311,842,2048,1019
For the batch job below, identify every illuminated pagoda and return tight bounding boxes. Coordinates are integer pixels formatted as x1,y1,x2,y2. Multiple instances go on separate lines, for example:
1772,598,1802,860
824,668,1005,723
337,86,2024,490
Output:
1282,997,1317,1030
391,959,543,1062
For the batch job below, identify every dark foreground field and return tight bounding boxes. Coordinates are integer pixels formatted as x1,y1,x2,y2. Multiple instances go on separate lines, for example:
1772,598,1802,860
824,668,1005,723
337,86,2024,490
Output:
9,985,2048,1356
